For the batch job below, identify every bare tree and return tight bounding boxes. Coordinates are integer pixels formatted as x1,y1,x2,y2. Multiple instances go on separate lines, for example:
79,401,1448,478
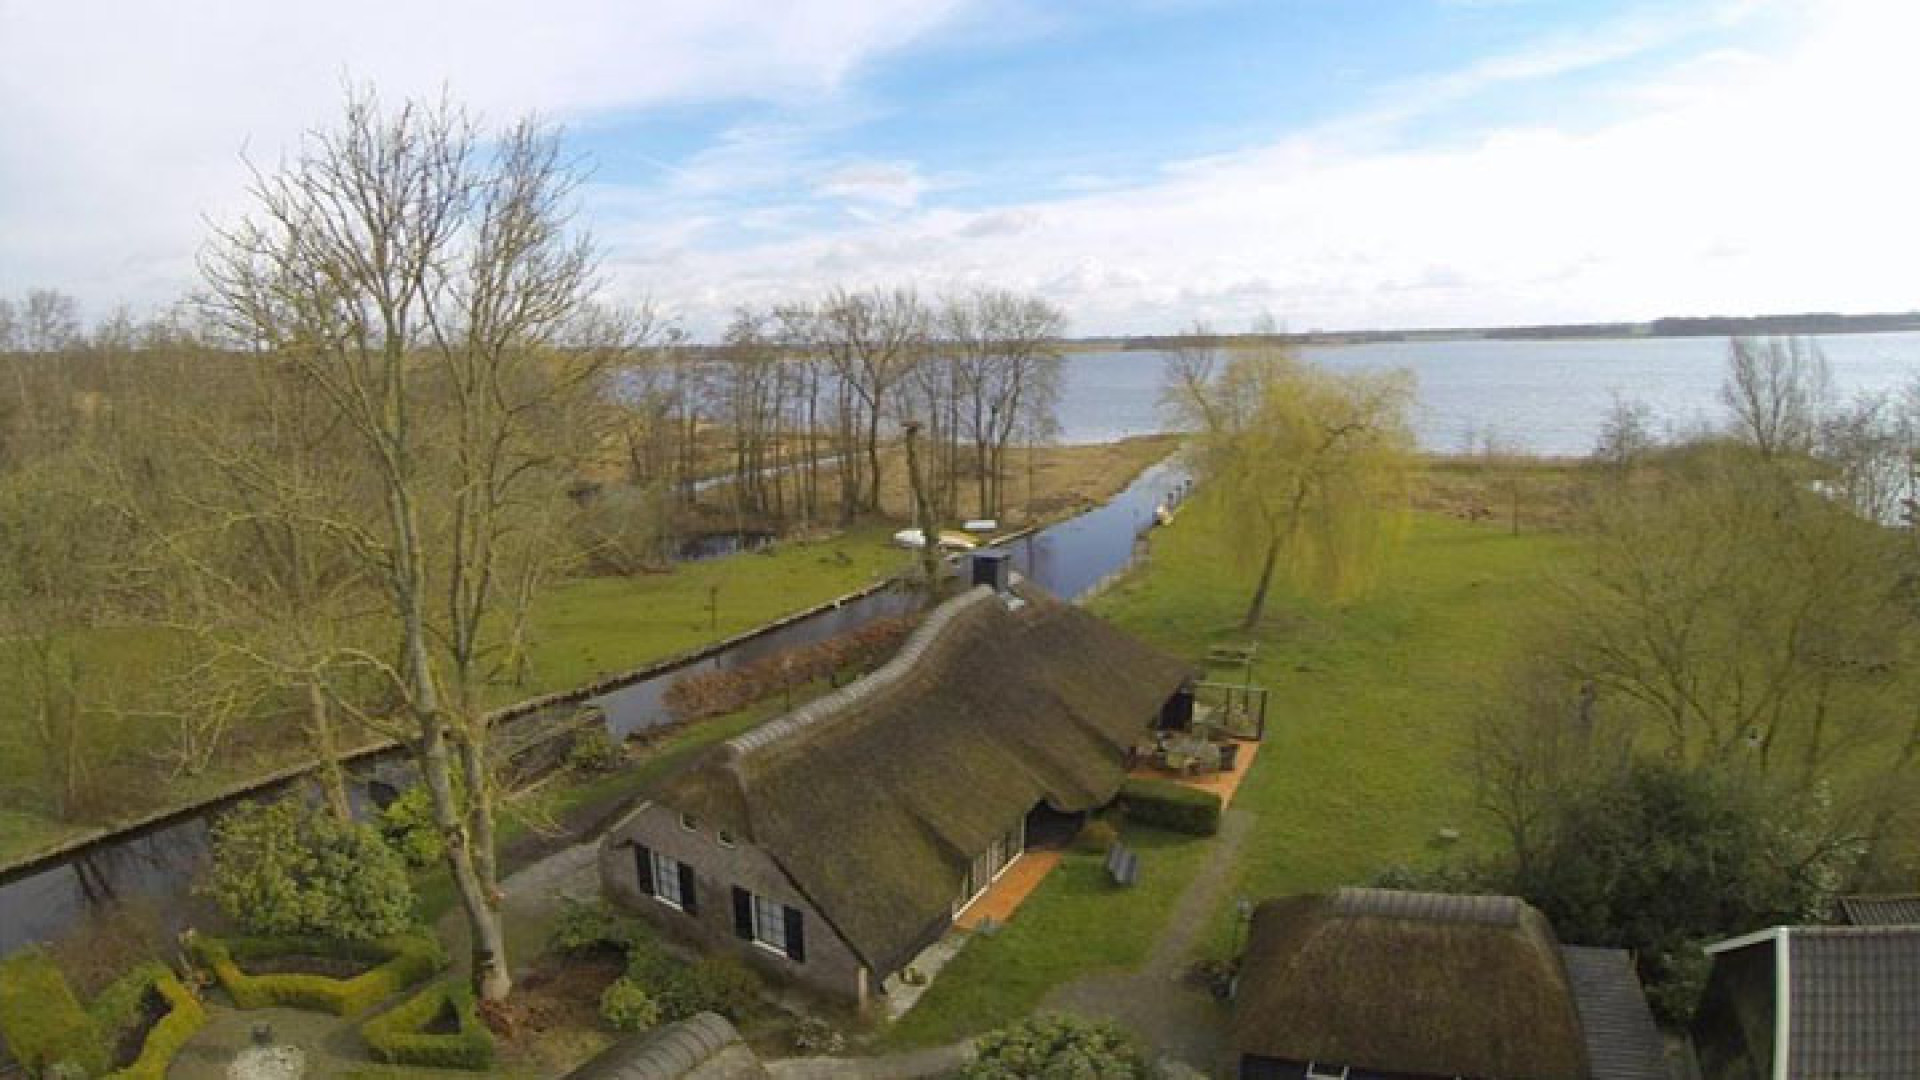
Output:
1723,336,1830,460
818,287,927,515
21,288,81,353
200,88,625,1000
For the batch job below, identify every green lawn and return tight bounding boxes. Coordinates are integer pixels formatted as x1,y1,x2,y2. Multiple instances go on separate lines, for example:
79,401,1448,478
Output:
881,508,1574,1046
515,524,910,699
879,824,1213,1050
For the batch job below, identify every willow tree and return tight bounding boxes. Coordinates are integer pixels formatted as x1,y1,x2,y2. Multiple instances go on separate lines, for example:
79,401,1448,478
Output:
1165,334,1415,628
201,89,627,1001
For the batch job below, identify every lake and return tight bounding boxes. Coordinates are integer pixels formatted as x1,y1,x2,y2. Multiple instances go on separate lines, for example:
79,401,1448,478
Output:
1056,331,1920,456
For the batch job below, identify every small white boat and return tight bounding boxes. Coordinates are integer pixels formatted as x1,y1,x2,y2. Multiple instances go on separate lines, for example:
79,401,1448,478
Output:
1154,503,1175,526
892,528,979,551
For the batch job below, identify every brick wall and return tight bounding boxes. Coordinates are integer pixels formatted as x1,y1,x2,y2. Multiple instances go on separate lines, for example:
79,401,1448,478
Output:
600,802,870,1006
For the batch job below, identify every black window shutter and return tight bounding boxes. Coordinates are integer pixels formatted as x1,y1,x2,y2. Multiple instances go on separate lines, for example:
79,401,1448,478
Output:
732,887,754,940
783,904,806,963
634,844,655,895
678,862,698,915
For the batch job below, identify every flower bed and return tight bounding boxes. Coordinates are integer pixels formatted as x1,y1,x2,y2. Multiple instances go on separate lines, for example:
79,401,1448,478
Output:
187,933,443,1016
360,980,495,1071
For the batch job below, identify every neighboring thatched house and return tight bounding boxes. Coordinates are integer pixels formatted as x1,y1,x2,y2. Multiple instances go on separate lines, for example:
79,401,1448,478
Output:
598,569,1192,1007
1231,888,1667,1080
1691,924,1920,1080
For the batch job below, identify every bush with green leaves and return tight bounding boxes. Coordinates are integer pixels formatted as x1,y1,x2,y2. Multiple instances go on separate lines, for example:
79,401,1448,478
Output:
0,946,108,1077
206,797,416,940
566,727,626,773
547,897,652,957
598,977,660,1032
651,955,761,1023
1072,819,1118,854
187,933,443,1016
376,782,454,869
962,1013,1152,1079
360,980,494,1071
1511,760,1859,1023
1118,777,1221,835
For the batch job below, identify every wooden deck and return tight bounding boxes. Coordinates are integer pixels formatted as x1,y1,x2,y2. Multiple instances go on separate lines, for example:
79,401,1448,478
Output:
953,849,1065,930
1128,736,1262,808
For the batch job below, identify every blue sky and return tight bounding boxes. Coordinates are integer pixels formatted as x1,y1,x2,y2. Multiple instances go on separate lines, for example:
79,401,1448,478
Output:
2,0,1915,338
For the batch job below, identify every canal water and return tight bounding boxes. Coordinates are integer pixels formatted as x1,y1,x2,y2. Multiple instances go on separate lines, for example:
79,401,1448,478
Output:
0,456,1189,955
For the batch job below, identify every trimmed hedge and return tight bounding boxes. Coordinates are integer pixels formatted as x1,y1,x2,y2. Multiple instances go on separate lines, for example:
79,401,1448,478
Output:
1118,777,1222,836
0,946,108,1077
103,970,208,1080
360,980,495,1071
187,933,444,1016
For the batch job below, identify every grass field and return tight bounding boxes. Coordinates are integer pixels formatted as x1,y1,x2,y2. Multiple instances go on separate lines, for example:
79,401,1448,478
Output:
1097,508,1576,958
880,505,1575,1045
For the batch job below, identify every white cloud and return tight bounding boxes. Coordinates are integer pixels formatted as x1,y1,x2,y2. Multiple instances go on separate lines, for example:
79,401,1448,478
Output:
0,0,970,310
615,0,1920,336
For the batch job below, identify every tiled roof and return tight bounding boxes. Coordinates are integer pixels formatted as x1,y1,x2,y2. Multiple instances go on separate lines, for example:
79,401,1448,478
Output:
1838,894,1920,927
1787,927,1920,1079
1559,946,1669,1080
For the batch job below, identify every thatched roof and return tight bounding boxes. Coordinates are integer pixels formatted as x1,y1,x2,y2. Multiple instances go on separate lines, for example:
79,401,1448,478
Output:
651,582,1192,975
1233,888,1589,1080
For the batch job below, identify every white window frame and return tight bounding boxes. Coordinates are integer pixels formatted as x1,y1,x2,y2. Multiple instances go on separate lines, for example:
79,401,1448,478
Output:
649,850,684,910
749,893,790,957
1304,1063,1348,1080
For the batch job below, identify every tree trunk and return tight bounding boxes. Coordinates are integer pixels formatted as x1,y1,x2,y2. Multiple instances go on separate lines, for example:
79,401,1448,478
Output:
1242,533,1283,630
904,421,944,603
307,680,352,822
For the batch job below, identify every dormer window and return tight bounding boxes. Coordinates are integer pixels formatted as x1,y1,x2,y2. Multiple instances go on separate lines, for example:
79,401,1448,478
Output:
718,828,737,848
679,812,698,832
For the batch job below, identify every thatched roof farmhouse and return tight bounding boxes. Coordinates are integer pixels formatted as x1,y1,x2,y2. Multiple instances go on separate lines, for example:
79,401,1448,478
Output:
1231,888,1666,1080
599,571,1193,1006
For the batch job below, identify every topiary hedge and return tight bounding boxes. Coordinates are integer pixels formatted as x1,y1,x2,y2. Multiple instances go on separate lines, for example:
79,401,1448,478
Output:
0,946,108,1077
101,969,208,1080
1118,777,1222,836
187,932,444,1016
359,980,495,1071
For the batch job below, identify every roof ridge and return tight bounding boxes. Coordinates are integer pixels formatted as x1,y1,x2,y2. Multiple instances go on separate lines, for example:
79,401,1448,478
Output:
722,585,999,763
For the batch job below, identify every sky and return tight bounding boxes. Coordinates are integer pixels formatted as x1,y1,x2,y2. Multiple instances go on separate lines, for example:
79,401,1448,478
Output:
3,0,1918,340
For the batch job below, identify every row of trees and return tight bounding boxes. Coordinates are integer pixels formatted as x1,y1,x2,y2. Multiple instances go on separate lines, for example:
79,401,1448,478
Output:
0,90,1076,1002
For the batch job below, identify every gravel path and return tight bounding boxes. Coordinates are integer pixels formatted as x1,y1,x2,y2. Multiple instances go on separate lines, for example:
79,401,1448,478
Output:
1040,807,1255,1074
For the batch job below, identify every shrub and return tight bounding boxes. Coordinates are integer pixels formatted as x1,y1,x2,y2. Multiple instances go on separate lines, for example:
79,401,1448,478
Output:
0,946,108,1077
962,1013,1151,1079
548,897,652,957
1118,778,1221,836
651,955,761,1023
187,933,443,1016
88,963,168,1046
1072,819,1118,854
206,797,416,940
566,727,626,773
377,784,447,868
360,980,495,1071
791,1016,846,1055
598,977,660,1032
103,970,208,1080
